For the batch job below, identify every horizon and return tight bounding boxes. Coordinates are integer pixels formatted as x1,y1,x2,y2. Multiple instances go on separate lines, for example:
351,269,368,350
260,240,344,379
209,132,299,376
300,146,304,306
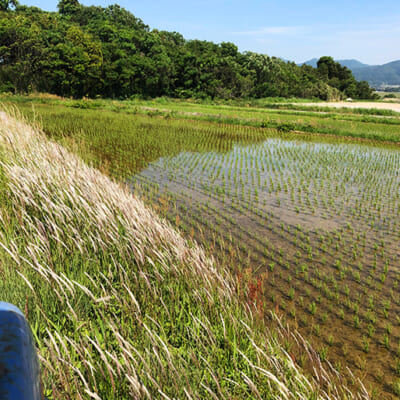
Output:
19,0,400,65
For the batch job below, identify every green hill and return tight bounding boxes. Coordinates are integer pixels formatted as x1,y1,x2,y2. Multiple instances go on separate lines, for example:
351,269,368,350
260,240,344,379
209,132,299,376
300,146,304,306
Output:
352,60,400,87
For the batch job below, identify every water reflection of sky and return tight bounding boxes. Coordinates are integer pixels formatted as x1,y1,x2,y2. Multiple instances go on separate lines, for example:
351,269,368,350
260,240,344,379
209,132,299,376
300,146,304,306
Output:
132,136,400,202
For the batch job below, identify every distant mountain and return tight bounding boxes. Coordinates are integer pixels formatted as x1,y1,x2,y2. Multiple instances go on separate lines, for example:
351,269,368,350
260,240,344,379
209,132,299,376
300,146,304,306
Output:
352,60,400,88
300,58,370,69
300,58,319,68
299,58,400,88
338,59,371,70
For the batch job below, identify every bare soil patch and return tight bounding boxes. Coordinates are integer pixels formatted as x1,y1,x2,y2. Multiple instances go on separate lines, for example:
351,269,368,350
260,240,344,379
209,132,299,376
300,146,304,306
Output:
302,101,400,113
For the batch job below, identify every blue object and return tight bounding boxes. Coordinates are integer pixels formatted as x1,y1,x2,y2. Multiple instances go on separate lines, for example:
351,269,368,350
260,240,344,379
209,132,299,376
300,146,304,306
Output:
0,302,42,400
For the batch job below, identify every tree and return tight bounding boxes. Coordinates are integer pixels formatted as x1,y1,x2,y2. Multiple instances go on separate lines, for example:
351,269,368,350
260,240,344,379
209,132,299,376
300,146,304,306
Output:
44,25,103,97
220,42,238,58
57,0,80,15
0,13,45,93
356,80,378,100
316,56,376,99
317,56,338,80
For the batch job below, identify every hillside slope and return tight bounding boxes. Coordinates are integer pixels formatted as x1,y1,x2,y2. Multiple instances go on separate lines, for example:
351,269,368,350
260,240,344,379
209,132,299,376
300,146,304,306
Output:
352,60,400,87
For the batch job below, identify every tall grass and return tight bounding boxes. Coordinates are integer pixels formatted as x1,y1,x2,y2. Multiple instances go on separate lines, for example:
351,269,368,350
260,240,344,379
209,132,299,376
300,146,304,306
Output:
0,110,369,398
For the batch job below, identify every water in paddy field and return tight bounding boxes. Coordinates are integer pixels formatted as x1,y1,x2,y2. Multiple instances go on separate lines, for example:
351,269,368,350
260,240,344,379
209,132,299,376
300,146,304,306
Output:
130,136,400,397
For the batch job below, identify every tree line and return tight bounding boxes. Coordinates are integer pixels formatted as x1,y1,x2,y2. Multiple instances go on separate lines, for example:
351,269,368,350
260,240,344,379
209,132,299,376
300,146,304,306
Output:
0,0,377,100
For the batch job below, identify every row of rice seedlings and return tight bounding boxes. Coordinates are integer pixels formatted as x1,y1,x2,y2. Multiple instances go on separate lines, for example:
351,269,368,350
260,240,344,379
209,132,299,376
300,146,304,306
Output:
146,140,399,236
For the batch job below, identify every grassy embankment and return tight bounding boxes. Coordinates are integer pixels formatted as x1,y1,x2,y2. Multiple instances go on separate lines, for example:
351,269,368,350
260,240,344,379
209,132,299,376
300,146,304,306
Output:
0,110,370,399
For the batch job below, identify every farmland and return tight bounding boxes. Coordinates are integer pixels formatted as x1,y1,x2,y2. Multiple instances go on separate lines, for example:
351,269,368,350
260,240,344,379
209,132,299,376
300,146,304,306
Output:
3,95,400,398
133,135,400,396
2,109,350,400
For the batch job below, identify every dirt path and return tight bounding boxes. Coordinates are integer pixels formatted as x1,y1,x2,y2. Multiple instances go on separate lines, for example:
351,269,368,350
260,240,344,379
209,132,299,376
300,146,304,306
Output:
302,101,400,113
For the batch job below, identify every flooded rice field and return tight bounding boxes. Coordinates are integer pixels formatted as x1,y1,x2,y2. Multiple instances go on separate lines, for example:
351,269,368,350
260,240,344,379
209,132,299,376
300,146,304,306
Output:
131,136,400,398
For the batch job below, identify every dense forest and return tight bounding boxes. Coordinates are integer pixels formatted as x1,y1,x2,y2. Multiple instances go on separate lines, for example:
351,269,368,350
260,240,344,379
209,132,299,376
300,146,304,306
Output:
0,0,377,100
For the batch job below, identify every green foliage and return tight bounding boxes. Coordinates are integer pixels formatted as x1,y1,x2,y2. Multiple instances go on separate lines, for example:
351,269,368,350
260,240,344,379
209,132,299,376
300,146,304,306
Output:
0,3,376,100
317,56,377,100
57,0,80,15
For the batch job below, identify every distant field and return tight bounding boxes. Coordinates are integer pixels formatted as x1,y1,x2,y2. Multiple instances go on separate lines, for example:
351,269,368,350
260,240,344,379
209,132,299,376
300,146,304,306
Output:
3,95,400,397
376,92,400,100
301,101,400,112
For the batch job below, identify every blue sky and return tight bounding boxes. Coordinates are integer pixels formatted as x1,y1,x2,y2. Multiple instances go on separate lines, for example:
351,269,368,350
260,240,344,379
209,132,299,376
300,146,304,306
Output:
20,0,400,65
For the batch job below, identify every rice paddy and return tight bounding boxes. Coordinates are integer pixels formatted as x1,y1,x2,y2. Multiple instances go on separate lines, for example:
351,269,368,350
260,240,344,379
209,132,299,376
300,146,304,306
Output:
131,135,400,397
3,96,400,398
